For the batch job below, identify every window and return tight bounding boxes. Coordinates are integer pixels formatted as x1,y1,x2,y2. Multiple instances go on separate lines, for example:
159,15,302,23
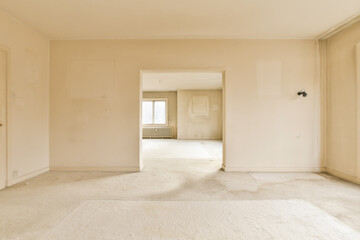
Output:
142,99,167,125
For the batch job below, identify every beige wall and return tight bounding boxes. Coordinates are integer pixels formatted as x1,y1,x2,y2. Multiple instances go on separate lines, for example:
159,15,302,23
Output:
177,90,222,140
326,21,360,183
143,91,177,138
50,39,319,171
0,10,49,185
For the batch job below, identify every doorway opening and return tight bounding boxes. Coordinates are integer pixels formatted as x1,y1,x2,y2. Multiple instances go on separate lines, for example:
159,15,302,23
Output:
139,71,225,172
0,46,8,190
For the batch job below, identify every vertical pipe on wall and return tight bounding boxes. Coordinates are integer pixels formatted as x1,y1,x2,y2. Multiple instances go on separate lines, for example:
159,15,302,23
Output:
355,44,360,184
318,40,327,171
315,39,327,171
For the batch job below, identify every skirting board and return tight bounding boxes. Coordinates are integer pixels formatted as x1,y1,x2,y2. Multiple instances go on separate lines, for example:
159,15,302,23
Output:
7,167,49,186
50,166,141,172
326,167,360,184
223,166,325,173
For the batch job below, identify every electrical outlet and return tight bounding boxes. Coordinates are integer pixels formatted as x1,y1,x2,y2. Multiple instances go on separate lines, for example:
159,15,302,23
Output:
12,170,18,178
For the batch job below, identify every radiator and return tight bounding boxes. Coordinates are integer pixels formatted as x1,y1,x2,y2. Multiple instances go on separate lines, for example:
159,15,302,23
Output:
143,127,173,139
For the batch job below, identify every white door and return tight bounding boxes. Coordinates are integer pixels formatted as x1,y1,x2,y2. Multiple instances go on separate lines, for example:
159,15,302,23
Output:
0,50,7,190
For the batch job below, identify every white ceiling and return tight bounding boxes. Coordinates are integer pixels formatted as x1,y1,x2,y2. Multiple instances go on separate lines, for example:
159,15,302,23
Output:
142,72,222,92
1,0,360,39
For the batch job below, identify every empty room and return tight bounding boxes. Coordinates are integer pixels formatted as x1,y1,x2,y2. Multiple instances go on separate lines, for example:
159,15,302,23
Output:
0,0,360,239
141,71,223,172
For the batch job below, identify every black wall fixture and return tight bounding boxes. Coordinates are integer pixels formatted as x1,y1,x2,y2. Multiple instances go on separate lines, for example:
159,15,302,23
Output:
297,89,307,97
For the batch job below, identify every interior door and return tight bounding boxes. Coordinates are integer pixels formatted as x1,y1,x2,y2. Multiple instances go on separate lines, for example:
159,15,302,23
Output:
0,50,7,190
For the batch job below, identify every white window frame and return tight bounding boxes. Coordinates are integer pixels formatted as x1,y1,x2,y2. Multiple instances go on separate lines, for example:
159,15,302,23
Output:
142,98,168,126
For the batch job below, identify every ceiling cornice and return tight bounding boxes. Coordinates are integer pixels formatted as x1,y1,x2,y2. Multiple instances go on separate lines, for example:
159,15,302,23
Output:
317,11,360,40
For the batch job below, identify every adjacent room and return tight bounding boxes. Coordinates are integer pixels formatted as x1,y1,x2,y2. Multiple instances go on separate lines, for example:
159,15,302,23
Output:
141,71,223,172
0,0,360,239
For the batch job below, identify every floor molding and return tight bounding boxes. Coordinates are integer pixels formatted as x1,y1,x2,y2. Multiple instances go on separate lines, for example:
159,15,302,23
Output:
223,166,325,173
326,167,360,184
50,166,141,172
7,167,49,186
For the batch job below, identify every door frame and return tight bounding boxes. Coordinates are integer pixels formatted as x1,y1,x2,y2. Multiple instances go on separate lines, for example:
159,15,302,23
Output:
0,44,9,190
139,69,227,171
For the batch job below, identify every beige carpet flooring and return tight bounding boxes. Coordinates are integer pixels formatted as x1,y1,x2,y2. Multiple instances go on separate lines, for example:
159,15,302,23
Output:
1,142,360,240
1,171,360,240
41,200,360,240
142,139,222,171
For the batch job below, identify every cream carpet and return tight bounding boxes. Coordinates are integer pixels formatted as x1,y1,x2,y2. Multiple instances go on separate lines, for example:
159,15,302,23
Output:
142,139,223,172
142,139,222,160
41,200,360,240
